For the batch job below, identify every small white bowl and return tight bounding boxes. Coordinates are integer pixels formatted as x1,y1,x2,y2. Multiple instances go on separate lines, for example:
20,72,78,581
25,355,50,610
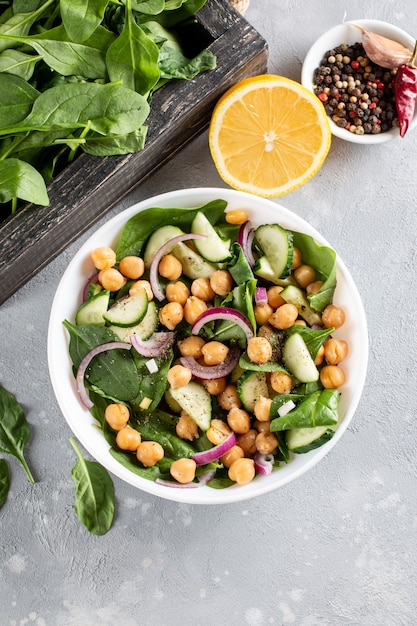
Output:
48,188,368,505
301,19,417,144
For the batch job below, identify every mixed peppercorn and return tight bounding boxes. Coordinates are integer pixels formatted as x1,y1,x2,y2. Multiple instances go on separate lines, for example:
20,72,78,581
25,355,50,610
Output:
313,41,399,135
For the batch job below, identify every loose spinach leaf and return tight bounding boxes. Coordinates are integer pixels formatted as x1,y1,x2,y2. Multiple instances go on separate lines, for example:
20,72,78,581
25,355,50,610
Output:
0,458,10,508
82,127,148,156
0,49,40,80
63,321,140,402
1,81,150,136
106,0,160,95
270,389,340,432
60,0,109,43
0,157,49,206
70,437,115,536
292,231,337,312
0,383,35,484
0,1,54,53
0,73,39,126
115,200,228,259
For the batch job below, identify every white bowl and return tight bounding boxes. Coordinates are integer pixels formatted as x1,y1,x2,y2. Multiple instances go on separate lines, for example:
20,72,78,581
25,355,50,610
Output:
48,188,368,505
301,19,417,144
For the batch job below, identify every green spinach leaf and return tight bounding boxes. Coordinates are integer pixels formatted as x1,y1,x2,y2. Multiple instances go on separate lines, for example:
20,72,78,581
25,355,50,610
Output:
286,325,334,359
0,158,49,207
0,458,10,508
0,383,35,484
70,437,115,536
106,0,160,95
270,389,340,432
0,73,39,126
0,49,40,80
60,0,110,43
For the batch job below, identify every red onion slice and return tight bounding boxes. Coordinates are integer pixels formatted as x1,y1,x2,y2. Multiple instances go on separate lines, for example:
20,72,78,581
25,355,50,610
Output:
191,307,254,342
255,286,268,305
76,341,132,409
237,221,256,267
131,331,175,358
254,452,274,475
192,431,237,465
155,469,216,488
149,233,207,301
179,347,240,380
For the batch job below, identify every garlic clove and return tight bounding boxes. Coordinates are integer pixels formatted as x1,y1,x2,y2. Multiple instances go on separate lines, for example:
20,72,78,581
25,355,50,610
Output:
349,23,413,69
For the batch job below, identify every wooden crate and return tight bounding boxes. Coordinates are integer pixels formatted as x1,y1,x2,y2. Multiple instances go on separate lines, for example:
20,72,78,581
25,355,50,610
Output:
0,0,268,305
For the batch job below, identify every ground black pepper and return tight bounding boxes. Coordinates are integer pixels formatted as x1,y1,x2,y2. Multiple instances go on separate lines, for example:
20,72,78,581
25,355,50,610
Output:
313,41,399,135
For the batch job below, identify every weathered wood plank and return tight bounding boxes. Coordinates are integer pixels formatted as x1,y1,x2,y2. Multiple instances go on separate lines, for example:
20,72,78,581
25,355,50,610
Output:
0,0,268,305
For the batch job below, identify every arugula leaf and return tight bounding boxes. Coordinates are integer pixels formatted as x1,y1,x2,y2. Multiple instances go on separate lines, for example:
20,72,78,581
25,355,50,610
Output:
0,458,10,508
0,383,35,484
70,438,115,536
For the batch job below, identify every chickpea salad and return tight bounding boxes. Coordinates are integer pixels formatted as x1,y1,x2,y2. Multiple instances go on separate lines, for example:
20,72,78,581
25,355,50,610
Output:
64,199,349,490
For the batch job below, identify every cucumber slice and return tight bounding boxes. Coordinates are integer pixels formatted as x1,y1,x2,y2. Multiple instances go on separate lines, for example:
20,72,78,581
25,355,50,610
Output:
282,332,319,383
237,370,269,412
103,291,148,328
169,381,212,431
280,284,322,326
108,301,158,342
254,224,293,279
75,290,110,326
143,225,184,268
171,242,217,279
191,211,231,262
286,425,335,453
253,256,296,286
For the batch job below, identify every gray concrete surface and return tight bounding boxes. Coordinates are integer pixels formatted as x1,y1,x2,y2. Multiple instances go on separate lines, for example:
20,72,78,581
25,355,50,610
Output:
1,1,417,625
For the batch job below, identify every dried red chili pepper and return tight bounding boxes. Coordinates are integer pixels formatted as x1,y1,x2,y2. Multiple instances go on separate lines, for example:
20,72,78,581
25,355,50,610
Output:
393,64,417,137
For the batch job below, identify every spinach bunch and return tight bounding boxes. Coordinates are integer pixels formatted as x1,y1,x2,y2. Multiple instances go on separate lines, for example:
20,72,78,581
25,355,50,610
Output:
0,0,215,216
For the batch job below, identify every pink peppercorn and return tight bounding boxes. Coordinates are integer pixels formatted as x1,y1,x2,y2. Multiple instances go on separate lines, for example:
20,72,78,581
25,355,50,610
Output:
351,60,359,69
318,93,328,102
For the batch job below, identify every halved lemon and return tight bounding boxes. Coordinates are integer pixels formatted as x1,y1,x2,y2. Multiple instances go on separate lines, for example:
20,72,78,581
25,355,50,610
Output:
208,74,331,197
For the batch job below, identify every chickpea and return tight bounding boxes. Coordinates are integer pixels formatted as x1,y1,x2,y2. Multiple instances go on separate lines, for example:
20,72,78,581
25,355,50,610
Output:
218,384,241,411
202,341,229,366
267,286,285,308
178,335,205,359
228,458,255,485
176,411,199,441
166,281,190,305
105,403,129,431
98,267,126,292
254,303,274,325
322,304,346,329
293,319,307,326
227,407,251,434
253,396,272,422
306,280,324,295
324,338,348,364
290,246,302,270
270,371,293,394
256,431,278,455
206,419,231,445
247,336,272,365
294,264,316,288
170,458,197,484
268,303,298,330
158,254,182,281
202,377,227,395
183,296,207,325
129,279,153,301
314,344,325,366
221,444,244,467
236,429,258,456
320,365,345,389
118,256,145,280
116,426,141,451
136,441,164,467
210,270,233,296
225,209,249,224
191,277,215,302
167,364,192,388
159,301,184,330
91,246,116,270
254,420,270,433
